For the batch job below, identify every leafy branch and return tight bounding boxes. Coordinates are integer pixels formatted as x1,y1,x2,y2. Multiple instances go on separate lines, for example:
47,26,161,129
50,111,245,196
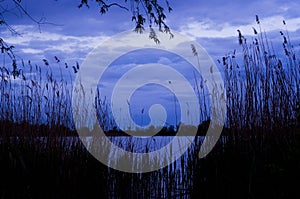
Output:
78,0,173,42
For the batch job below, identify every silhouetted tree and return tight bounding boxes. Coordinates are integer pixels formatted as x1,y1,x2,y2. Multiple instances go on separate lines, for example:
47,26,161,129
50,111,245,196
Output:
78,0,173,37
1,0,173,34
0,0,173,76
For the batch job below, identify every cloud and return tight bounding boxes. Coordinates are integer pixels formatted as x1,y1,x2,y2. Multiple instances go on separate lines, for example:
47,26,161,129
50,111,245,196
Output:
179,15,300,39
1,25,109,61
157,57,173,65
21,48,44,54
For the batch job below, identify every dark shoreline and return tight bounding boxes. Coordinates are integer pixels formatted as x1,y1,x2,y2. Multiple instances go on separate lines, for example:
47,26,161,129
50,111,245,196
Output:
1,121,299,199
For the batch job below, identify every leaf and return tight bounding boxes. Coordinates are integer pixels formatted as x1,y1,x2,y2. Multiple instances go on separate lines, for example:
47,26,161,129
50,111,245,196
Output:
256,15,260,24
191,44,198,56
252,27,258,35
42,59,49,66
54,56,60,63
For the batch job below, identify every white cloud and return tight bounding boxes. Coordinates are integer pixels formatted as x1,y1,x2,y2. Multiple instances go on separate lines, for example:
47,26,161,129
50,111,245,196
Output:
179,15,300,39
157,57,173,65
21,48,44,54
2,25,109,55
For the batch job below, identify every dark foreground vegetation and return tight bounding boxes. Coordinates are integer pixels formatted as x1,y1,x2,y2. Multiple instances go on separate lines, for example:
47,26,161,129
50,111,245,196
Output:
1,17,300,198
1,122,299,199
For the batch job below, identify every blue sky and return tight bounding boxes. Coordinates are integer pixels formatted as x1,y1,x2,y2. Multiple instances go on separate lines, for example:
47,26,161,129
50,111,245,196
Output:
2,0,300,62
1,0,300,129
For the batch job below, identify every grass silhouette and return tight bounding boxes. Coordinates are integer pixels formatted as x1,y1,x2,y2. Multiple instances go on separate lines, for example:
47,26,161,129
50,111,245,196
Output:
0,16,300,198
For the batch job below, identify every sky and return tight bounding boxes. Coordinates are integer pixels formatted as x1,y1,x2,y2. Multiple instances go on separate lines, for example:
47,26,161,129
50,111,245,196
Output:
1,0,300,60
1,0,300,129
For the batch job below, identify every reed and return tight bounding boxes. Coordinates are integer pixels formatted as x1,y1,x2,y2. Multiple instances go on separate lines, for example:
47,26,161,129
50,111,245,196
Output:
0,16,299,198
